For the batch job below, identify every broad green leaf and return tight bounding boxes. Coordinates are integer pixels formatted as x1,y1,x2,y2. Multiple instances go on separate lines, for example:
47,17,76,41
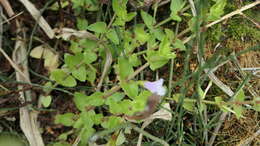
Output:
134,24,150,44
170,0,185,21
74,92,88,111
70,41,82,53
92,114,103,125
73,117,83,128
121,80,139,99
118,57,134,80
108,99,133,115
80,39,97,51
159,36,171,56
170,14,182,22
83,50,97,64
147,35,158,49
72,66,87,81
50,69,77,87
81,127,95,145
151,28,165,41
40,95,52,108
233,89,245,102
77,18,88,30
131,90,150,112
158,34,176,59
232,89,245,118
108,102,121,114
72,0,84,8
55,113,75,126
116,131,126,145
43,81,53,93
119,100,134,115
129,53,141,67
86,92,105,106
105,92,125,105
86,69,96,84
173,39,186,51
58,131,72,140
126,12,137,22
81,110,95,127
84,0,99,11
101,116,122,129
141,10,155,29
183,101,195,112
112,0,128,20
207,0,227,21
87,22,107,33
165,28,175,41
64,53,83,68
146,50,170,70
170,0,185,12
113,17,125,26
106,29,119,44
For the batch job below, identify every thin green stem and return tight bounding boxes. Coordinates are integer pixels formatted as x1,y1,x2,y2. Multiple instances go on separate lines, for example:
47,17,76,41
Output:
130,123,169,146
154,17,172,28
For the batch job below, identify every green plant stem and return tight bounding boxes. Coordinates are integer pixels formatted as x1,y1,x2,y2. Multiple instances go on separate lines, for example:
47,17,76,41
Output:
130,123,170,146
168,22,179,97
103,63,150,98
89,122,169,146
154,17,172,28
135,50,147,56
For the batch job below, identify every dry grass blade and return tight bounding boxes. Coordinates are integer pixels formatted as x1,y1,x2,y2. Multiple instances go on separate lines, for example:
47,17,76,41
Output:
12,23,44,145
19,0,54,39
96,48,112,91
54,27,98,41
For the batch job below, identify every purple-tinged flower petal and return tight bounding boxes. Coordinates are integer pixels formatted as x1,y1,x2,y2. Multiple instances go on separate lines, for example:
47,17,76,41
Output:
144,79,166,96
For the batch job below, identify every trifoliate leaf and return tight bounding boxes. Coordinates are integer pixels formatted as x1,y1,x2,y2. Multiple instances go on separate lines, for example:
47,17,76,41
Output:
72,66,87,81
64,53,83,68
50,69,77,87
83,51,97,64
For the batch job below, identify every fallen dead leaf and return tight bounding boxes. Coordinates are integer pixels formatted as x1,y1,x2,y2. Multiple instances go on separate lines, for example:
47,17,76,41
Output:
54,28,98,41
30,45,59,72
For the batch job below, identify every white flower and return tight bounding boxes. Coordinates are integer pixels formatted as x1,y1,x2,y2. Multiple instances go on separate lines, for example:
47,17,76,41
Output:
144,79,166,96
